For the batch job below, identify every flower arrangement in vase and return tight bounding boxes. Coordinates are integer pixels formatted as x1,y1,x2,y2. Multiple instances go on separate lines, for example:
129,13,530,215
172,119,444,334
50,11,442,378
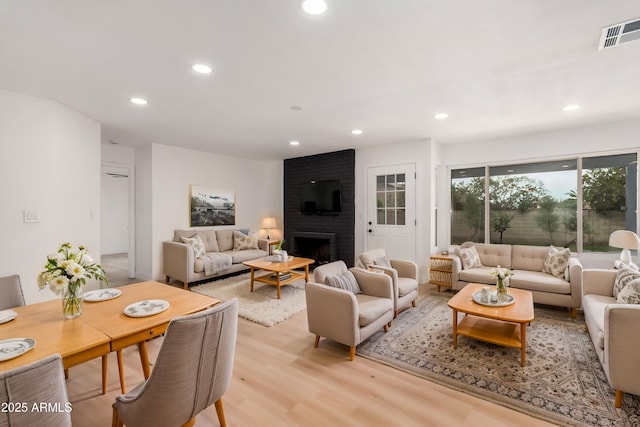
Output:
272,240,288,262
37,243,108,318
489,265,512,303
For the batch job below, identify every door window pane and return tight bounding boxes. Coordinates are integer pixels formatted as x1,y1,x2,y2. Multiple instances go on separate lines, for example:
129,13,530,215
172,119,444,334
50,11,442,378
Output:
451,167,485,244
376,173,406,226
582,153,637,252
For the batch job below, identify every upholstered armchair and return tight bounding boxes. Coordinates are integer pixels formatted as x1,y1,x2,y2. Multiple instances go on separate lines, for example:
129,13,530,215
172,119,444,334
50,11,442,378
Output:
112,299,239,427
358,249,419,317
306,261,394,361
0,274,26,310
0,354,72,426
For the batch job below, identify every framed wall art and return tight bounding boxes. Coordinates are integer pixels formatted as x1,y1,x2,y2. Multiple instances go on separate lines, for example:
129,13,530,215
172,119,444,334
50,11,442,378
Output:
190,186,236,226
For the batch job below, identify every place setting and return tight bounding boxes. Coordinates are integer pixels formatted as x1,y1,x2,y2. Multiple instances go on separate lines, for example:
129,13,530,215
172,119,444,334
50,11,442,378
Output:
0,337,36,362
124,300,170,318
84,288,122,302
0,309,18,325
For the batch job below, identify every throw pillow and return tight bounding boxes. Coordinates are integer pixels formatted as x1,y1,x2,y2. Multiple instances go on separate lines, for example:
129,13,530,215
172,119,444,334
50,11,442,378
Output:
373,256,392,268
613,267,640,298
457,246,482,270
325,271,362,294
541,246,571,279
617,277,640,304
233,230,258,250
181,234,205,259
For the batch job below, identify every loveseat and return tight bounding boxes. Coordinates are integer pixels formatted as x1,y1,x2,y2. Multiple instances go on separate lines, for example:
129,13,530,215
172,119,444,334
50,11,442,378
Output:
582,268,640,408
450,242,583,317
163,229,268,289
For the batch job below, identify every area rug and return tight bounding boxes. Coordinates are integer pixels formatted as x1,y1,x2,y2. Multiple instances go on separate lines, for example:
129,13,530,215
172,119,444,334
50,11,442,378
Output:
357,290,640,427
190,272,306,327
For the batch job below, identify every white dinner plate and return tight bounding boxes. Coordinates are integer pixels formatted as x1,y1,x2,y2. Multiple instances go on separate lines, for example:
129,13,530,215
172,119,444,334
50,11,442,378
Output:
0,338,36,362
84,288,122,302
0,310,17,325
124,300,170,318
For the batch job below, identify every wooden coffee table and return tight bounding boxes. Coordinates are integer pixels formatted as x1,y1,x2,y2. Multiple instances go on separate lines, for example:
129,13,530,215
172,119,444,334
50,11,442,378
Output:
447,283,534,367
243,257,315,299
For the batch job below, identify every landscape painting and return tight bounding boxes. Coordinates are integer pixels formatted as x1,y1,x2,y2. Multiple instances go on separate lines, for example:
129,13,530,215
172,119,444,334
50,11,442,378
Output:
190,186,236,226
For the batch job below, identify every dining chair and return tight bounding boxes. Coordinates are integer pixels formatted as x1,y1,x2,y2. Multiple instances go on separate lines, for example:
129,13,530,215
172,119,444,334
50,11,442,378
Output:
0,275,26,310
0,354,72,427
112,298,239,427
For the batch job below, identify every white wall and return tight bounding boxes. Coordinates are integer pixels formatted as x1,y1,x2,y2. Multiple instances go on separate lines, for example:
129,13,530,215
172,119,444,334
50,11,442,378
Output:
0,89,102,303
142,143,283,281
355,140,433,282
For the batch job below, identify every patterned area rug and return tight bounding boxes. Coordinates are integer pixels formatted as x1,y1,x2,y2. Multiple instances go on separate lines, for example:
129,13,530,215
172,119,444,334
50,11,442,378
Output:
190,272,306,327
357,290,640,426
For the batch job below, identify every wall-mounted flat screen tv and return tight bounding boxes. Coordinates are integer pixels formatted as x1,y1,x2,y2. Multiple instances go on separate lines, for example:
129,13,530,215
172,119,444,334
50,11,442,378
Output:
299,179,342,215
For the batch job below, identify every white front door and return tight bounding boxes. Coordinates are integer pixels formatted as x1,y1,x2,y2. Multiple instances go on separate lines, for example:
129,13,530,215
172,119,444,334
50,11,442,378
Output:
366,164,416,261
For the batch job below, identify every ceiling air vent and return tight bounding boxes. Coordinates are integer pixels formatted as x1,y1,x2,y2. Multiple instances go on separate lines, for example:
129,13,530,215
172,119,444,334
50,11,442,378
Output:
599,17,640,50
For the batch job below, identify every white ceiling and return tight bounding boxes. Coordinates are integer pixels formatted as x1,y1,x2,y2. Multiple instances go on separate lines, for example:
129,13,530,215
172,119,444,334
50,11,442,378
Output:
1,1,639,160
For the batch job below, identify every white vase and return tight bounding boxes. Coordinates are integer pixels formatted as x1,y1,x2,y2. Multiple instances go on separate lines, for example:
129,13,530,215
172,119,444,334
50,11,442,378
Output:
273,249,288,262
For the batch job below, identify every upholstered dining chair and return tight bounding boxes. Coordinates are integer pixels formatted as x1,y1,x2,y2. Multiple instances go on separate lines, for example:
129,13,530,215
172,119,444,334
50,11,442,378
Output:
112,298,239,427
0,354,72,427
358,249,419,317
306,261,394,361
0,274,26,310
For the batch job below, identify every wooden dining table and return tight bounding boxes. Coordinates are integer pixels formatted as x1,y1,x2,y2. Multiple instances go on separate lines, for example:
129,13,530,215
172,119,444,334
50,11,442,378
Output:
0,281,220,395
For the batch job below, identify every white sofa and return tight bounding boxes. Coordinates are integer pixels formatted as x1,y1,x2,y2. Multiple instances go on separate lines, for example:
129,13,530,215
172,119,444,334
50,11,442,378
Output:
163,229,267,289
450,242,583,317
582,269,640,408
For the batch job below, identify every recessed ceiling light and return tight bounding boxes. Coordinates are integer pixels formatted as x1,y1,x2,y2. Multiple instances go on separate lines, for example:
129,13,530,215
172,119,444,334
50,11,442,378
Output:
290,141,300,146
563,104,580,111
351,129,363,135
130,97,148,105
192,64,212,74
300,0,329,15
507,169,515,173
434,113,449,120
291,105,302,111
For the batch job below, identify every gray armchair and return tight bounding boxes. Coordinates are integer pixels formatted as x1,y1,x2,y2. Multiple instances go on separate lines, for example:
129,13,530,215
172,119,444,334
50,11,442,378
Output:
0,274,26,310
0,354,71,427
359,249,419,317
112,298,239,427
306,261,394,361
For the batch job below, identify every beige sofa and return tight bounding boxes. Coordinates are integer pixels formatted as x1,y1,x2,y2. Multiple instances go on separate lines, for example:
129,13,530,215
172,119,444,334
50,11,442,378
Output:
163,229,267,289
582,269,640,408
450,243,583,317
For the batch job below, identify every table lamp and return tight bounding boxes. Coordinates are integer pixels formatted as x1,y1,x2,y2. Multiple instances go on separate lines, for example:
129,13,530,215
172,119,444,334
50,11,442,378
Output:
609,230,640,268
261,217,276,240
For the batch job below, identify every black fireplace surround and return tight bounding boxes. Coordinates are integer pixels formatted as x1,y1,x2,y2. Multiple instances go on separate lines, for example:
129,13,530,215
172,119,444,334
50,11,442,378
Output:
284,149,355,267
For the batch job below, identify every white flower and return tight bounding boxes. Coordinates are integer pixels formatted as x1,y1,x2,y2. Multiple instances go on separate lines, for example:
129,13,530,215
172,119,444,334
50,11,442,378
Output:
66,262,86,279
49,275,70,296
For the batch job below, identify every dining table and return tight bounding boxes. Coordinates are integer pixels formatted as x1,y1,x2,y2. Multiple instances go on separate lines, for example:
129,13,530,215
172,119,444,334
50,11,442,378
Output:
0,281,220,395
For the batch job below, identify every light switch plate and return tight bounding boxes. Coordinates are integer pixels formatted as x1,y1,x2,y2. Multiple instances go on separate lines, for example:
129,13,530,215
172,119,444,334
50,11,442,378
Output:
23,209,40,223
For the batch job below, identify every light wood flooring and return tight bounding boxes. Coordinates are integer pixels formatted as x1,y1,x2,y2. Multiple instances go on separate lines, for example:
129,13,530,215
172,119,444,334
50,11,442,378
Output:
66,283,557,427
100,253,138,287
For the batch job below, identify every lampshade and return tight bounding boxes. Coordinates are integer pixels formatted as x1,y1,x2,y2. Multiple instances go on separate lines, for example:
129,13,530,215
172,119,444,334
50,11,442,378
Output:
261,217,276,240
261,217,276,229
609,230,640,265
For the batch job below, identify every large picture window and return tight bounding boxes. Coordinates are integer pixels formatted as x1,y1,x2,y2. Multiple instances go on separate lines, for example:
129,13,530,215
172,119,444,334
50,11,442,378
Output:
450,152,638,252
489,160,577,248
582,153,637,251
451,167,485,244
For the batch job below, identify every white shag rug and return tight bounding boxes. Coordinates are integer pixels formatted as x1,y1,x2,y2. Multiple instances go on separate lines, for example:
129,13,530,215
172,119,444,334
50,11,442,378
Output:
190,272,307,327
